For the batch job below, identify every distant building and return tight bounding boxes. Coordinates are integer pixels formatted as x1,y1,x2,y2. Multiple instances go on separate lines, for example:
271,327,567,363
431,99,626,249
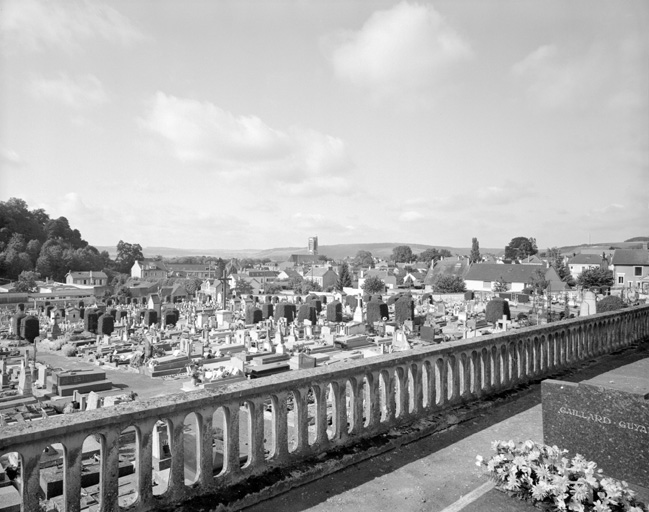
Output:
567,254,608,282
65,270,107,287
304,267,338,290
131,260,167,280
611,248,649,291
464,263,562,293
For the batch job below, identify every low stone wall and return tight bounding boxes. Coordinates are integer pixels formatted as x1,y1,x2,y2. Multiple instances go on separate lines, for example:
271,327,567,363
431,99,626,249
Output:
1,305,648,512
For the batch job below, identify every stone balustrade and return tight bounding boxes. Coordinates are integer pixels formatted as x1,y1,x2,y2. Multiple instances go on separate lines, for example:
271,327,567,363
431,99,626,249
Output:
1,305,648,512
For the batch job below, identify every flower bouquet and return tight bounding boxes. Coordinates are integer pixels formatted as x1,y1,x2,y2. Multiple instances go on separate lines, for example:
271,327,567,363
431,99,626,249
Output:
476,440,647,512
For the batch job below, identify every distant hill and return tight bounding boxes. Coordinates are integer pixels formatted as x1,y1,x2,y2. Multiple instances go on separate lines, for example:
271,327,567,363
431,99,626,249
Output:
96,243,504,261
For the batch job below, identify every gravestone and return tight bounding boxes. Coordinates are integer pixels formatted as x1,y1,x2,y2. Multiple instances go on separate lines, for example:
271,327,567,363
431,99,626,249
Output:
542,358,649,487
579,290,597,317
87,391,101,410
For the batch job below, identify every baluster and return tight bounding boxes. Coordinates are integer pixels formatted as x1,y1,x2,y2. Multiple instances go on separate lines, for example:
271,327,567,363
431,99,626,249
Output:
293,387,310,455
349,377,364,435
368,372,381,429
99,428,120,512
332,380,348,443
314,384,330,448
166,414,186,503
64,435,85,512
19,443,44,512
410,363,422,416
197,407,216,492
383,369,397,424
271,391,289,461
136,418,156,509
246,398,266,469
224,403,241,475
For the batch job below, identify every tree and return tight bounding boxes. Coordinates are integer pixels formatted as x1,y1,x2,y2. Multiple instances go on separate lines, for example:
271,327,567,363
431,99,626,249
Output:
14,271,40,292
114,240,144,274
391,245,414,263
549,250,575,287
492,276,509,293
576,267,614,292
527,269,549,296
354,250,374,268
469,237,481,263
504,237,538,261
362,275,385,294
417,248,453,264
431,275,466,293
299,280,322,294
336,262,353,290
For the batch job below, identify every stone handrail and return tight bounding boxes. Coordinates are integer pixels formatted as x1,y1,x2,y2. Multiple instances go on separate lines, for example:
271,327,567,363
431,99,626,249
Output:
2,305,648,512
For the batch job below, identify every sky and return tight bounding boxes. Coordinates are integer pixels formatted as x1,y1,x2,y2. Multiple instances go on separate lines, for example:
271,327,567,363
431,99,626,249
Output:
1,0,647,252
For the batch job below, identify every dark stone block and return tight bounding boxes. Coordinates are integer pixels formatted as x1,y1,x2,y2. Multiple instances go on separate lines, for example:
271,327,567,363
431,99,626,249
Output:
542,359,649,487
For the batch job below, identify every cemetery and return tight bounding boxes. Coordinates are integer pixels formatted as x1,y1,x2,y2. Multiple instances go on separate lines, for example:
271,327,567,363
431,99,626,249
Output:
0,289,647,512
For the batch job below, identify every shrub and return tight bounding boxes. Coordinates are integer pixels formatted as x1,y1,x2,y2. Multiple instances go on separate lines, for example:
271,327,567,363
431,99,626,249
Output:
485,298,511,325
84,311,99,333
346,295,358,309
275,303,296,323
261,303,274,320
164,311,177,326
394,296,414,325
20,316,39,343
12,313,26,339
366,300,389,324
61,343,78,357
245,306,262,324
597,295,625,313
476,440,646,512
144,309,158,326
309,298,322,314
326,301,342,322
297,304,317,324
98,314,114,335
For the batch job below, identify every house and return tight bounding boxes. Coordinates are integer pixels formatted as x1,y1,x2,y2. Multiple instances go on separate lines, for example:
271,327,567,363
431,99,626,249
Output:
131,260,167,280
567,254,608,282
358,269,397,290
423,257,471,289
65,270,108,287
303,268,338,290
65,270,108,295
402,271,425,288
611,249,649,292
463,263,563,293
245,270,280,285
277,269,302,281
165,263,216,279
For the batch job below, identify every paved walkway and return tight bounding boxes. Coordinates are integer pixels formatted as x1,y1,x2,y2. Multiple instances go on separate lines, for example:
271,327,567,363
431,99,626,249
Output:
245,396,544,512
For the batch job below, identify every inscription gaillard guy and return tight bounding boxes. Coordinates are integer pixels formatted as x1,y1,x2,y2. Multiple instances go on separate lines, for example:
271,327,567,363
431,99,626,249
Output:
558,407,648,434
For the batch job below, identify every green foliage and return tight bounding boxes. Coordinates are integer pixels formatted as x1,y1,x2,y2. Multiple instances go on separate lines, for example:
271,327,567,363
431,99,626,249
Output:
261,303,274,319
20,315,39,343
432,274,466,293
245,306,262,324
492,276,509,293
337,262,353,290
391,245,414,263
144,309,158,326
61,343,78,357
394,295,414,325
98,314,114,335
326,300,343,322
485,298,511,324
597,295,624,312
504,237,538,261
362,275,385,294
527,269,549,295
469,237,481,263
114,240,144,274
576,267,614,292
275,303,296,323
354,250,374,268
417,248,450,264
366,300,389,324
84,311,99,333
14,270,40,292
297,304,317,324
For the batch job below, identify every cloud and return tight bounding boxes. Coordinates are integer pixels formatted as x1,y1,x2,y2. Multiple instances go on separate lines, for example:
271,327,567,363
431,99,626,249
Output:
327,1,472,106
30,74,108,108
0,0,147,53
399,210,424,222
511,38,648,110
0,148,24,168
139,92,354,192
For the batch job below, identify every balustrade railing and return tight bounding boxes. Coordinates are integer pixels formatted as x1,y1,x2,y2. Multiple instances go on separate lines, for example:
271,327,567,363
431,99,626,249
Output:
1,305,648,512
